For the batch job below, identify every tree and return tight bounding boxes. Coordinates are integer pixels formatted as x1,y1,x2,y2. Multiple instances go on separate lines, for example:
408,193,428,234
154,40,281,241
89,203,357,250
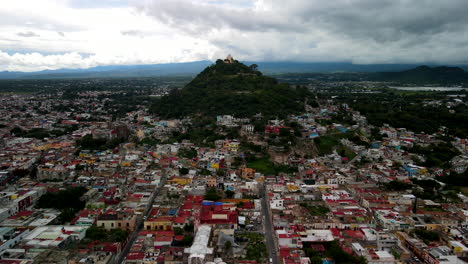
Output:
178,148,198,159
310,256,322,264
181,235,194,246
75,164,85,171
205,188,221,201
224,240,232,252
59,208,77,223
36,187,88,224
413,229,439,243
184,223,194,233
174,227,184,236
225,190,235,198
384,180,412,191
12,169,29,177
85,226,129,242
179,167,189,175
10,127,24,136
86,226,107,241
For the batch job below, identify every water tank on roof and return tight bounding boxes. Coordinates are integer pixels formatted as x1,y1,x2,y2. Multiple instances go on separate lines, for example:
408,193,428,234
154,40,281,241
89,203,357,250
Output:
214,202,223,206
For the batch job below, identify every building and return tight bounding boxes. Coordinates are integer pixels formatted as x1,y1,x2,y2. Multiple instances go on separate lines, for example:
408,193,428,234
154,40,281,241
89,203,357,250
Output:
144,216,173,231
184,225,213,264
22,226,88,249
96,210,137,231
223,55,235,64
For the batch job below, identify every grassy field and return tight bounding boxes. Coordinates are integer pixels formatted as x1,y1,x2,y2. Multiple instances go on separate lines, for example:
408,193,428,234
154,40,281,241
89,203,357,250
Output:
337,145,357,160
248,158,276,175
314,135,342,155
247,157,297,175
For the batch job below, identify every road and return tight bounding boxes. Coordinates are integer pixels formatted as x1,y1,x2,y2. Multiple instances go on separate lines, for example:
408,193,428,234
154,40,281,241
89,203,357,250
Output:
115,170,167,264
260,183,279,264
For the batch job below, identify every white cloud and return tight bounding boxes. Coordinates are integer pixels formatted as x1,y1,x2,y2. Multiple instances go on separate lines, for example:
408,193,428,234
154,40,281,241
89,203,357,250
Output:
0,0,217,71
1,0,468,71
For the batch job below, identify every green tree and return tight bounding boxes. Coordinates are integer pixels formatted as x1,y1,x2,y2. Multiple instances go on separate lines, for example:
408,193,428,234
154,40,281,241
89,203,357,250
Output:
179,167,189,175
310,256,322,264
174,227,184,236
178,148,198,159
225,190,235,198
205,188,221,201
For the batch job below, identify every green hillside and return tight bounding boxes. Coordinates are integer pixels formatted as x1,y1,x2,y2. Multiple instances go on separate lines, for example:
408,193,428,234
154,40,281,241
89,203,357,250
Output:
373,66,468,85
150,59,315,118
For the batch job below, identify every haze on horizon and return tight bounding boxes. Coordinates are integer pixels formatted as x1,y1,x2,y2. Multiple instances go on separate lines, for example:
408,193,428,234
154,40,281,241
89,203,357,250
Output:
1,0,468,72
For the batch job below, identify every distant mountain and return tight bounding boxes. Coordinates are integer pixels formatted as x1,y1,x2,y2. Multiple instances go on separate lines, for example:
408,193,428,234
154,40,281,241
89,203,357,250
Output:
373,65,468,85
246,62,436,74
0,61,213,79
3,60,468,79
149,58,316,118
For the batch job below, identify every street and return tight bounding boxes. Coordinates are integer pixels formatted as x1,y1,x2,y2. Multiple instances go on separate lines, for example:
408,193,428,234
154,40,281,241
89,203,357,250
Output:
260,183,279,264
115,171,167,264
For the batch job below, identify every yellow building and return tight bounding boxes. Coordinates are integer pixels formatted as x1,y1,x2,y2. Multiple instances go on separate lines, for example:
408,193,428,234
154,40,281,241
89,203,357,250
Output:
144,217,173,231
450,241,468,256
287,184,299,192
167,177,192,185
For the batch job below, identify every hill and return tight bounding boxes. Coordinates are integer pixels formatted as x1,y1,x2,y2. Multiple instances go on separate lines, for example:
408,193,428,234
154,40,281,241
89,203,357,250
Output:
149,58,315,118
373,65,468,85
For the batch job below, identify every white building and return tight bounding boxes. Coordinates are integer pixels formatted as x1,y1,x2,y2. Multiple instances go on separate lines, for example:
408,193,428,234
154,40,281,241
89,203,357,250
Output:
22,226,88,249
184,225,213,264
299,229,334,242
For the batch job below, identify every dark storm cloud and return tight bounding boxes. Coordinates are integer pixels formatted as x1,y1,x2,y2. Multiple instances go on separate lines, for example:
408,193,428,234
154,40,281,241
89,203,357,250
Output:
137,0,301,33
17,31,40,37
141,0,468,43
138,0,468,64
305,0,468,42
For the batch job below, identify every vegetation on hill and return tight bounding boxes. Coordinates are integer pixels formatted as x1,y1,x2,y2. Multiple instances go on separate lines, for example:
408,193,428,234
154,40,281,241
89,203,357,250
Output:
437,170,468,187
373,66,468,85
76,134,123,150
338,90,468,138
409,143,460,168
150,59,316,118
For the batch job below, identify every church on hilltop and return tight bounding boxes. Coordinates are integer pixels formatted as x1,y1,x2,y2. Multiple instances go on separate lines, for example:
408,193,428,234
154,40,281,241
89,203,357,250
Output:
223,54,235,64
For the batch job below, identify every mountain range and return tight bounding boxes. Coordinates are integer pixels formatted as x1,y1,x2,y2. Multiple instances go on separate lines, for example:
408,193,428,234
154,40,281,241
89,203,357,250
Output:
372,65,468,85
2,60,468,79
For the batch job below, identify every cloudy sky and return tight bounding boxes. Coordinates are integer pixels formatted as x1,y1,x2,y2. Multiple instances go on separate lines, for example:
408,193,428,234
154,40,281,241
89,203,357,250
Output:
1,0,468,71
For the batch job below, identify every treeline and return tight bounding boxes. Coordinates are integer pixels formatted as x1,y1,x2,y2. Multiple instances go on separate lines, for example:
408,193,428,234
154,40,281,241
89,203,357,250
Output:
10,126,75,139
76,134,123,150
340,90,468,138
409,143,460,168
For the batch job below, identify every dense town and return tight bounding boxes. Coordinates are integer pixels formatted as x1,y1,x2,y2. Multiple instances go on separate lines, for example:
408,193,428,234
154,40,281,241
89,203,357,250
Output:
0,76,467,264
